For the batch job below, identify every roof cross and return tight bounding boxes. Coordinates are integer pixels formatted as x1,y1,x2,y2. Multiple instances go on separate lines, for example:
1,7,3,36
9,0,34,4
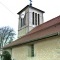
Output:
29,0,32,6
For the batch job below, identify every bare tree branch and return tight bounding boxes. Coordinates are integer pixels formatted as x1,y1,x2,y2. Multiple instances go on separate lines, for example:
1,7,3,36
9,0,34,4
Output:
0,26,16,47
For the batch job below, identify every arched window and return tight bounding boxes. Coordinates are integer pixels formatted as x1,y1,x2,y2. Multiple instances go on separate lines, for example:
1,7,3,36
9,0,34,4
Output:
32,12,40,25
21,11,26,27
32,12,34,25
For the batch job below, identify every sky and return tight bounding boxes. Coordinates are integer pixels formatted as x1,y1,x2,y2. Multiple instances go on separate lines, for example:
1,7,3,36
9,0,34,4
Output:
0,0,60,39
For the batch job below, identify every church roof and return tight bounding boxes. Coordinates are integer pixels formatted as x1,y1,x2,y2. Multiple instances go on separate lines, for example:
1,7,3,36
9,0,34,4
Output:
17,5,45,14
3,15,60,49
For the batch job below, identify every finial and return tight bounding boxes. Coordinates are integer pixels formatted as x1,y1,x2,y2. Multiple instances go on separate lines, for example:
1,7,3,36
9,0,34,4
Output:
29,0,32,6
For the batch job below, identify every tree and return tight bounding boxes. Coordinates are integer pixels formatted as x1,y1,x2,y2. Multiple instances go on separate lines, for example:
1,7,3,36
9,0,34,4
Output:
0,26,16,48
2,51,11,60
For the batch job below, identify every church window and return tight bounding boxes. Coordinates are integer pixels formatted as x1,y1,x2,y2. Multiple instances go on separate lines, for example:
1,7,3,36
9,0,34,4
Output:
21,12,26,27
21,18,22,27
32,12,40,25
38,14,40,25
21,18,26,27
28,44,34,57
31,44,34,57
35,13,37,25
24,14,26,25
32,12,34,25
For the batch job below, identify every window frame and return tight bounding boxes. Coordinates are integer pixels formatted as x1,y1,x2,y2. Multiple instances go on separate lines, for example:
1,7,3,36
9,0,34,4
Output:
38,14,40,25
32,12,40,25
35,13,37,25
32,12,34,25
31,44,34,57
20,14,26,27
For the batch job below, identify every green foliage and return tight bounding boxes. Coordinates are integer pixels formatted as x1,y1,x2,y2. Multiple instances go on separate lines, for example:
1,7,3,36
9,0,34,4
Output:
2,51,11,60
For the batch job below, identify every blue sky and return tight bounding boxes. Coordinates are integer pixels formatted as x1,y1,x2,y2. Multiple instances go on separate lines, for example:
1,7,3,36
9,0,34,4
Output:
0,0,60,39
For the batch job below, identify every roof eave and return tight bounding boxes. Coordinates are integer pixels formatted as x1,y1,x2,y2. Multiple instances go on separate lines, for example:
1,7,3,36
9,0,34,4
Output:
17,5,45,15
3,32,59,49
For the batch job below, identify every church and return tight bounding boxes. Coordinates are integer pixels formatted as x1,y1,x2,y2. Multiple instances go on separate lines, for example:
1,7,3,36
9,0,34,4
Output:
3,1,60,60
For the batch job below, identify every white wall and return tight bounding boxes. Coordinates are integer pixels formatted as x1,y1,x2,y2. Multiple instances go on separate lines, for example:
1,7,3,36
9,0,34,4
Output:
11,35,60,60
28,8,44,31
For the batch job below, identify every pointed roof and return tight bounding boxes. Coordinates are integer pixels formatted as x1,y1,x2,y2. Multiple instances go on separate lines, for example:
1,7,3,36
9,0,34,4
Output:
17,5,45,14
3,15,60,49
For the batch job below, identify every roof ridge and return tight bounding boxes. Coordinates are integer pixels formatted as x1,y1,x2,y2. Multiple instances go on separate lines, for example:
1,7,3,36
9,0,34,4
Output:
17,5,45,14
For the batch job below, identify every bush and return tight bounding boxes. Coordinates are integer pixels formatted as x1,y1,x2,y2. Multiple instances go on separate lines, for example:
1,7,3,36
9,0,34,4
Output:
2,51,11,60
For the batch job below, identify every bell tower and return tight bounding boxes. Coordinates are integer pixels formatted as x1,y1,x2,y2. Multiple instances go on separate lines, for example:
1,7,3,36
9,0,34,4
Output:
17,2,45,38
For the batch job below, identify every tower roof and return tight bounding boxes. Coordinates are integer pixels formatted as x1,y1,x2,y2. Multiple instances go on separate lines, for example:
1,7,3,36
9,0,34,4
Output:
17,5,45,14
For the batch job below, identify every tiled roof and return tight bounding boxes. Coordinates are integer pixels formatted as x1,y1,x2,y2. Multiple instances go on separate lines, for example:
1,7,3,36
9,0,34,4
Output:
3,15,60,49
